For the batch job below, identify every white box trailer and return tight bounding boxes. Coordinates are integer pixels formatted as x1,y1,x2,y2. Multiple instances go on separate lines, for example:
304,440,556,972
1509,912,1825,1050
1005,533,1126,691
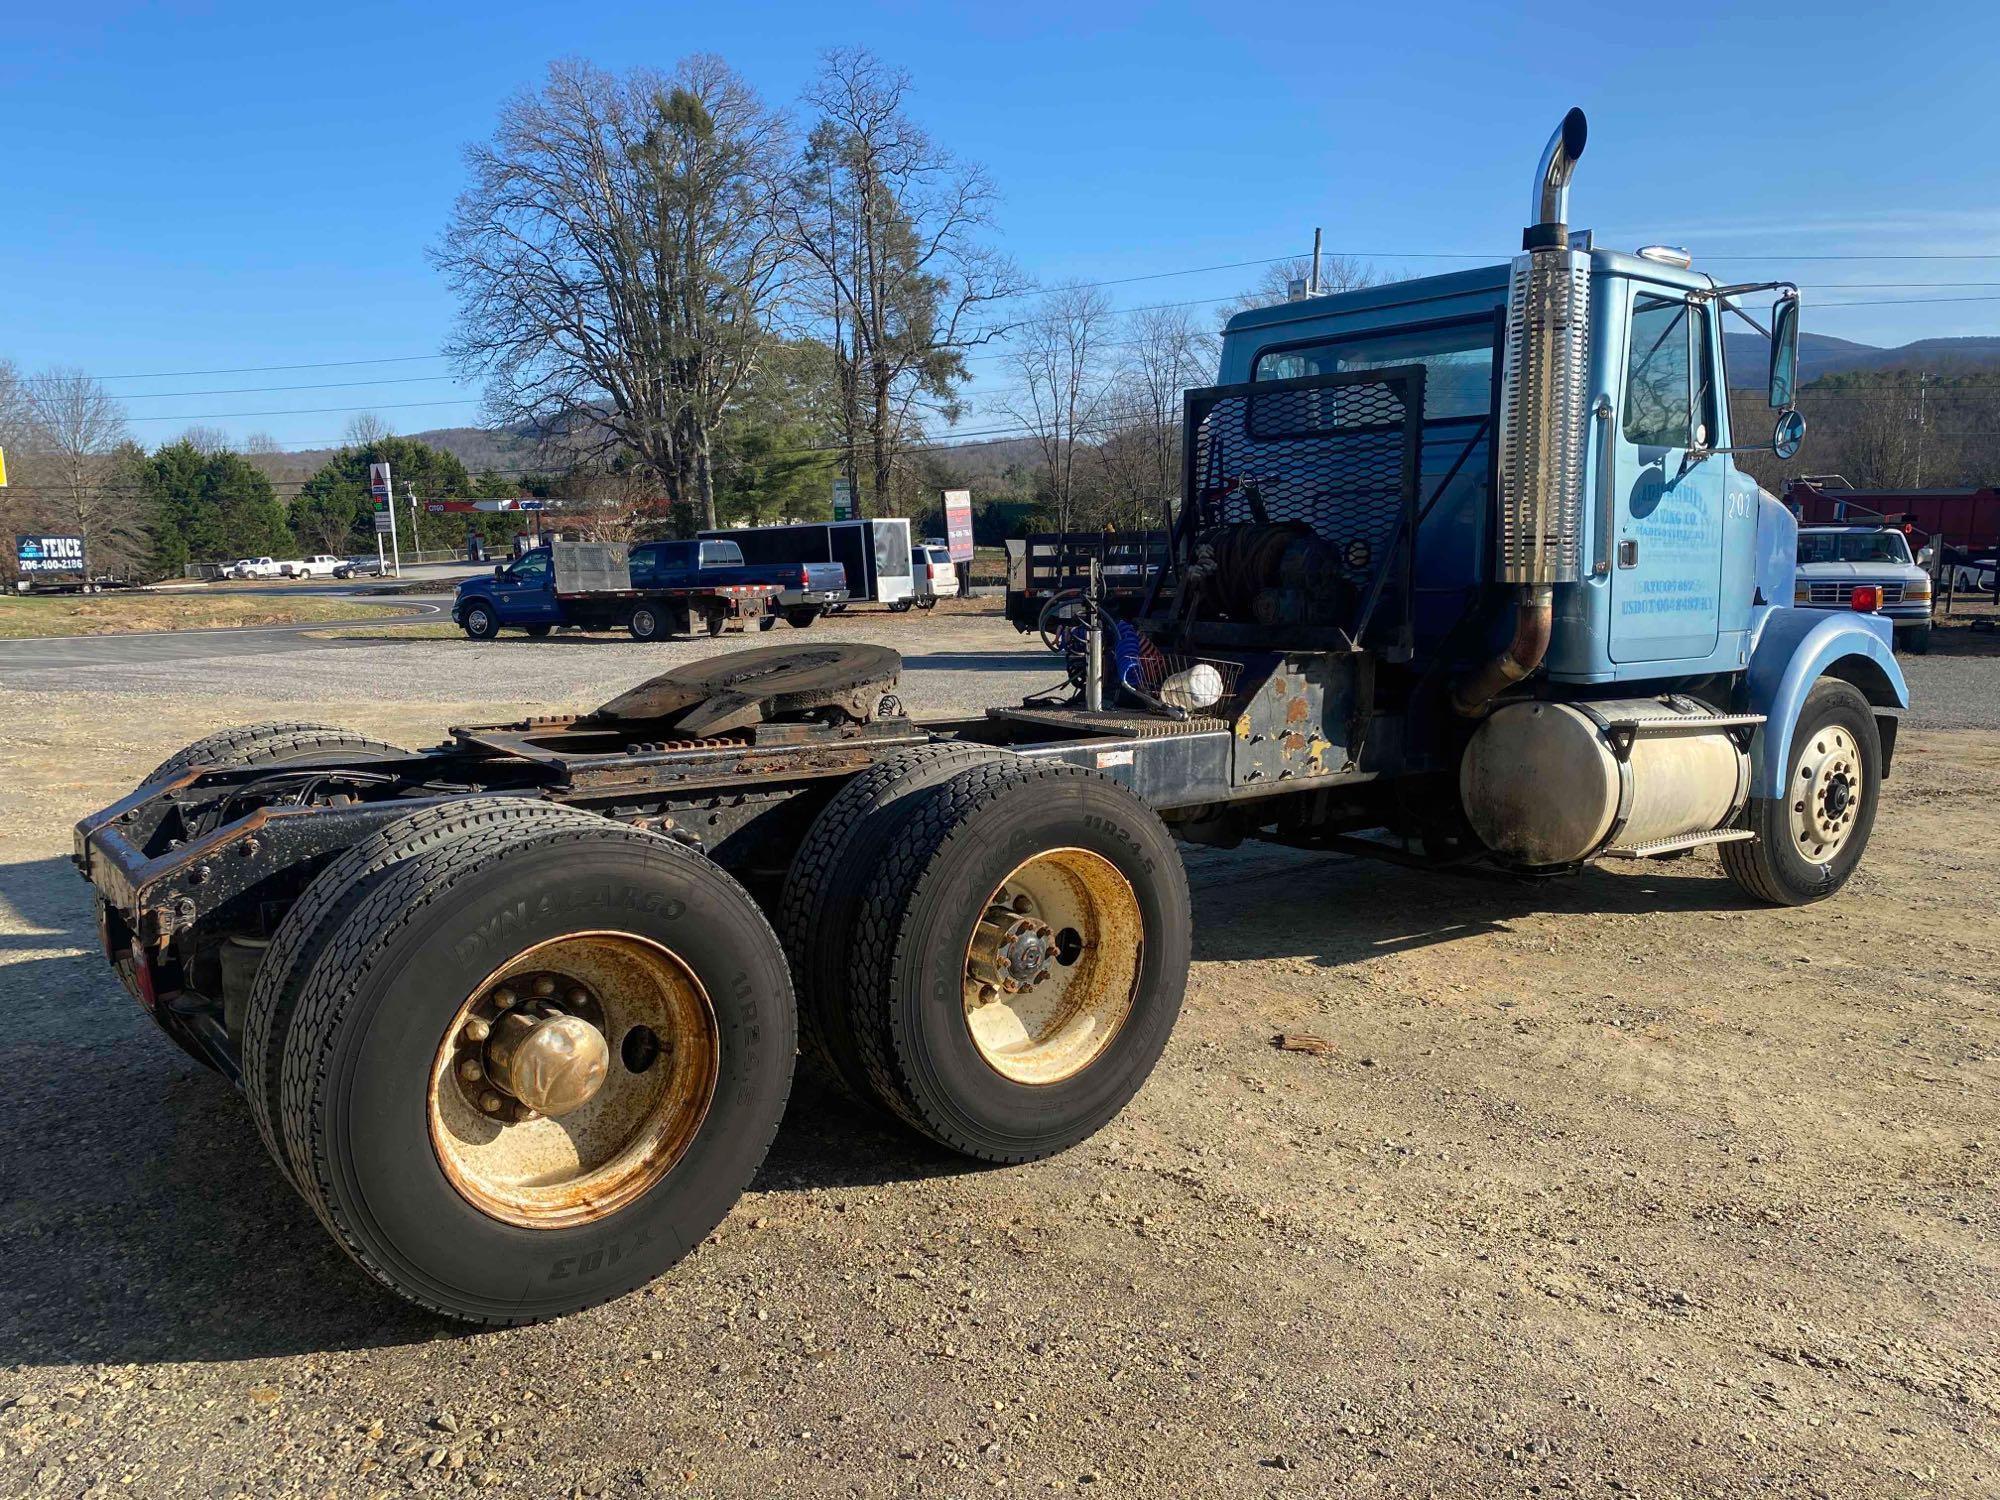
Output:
700,518,914,608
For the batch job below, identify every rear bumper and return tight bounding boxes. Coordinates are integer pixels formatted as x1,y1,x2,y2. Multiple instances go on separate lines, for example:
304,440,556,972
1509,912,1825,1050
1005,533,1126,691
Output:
775,589,849,608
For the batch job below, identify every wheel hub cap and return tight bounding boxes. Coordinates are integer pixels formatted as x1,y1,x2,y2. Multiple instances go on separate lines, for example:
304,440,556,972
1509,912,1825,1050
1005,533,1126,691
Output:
1789,725,1863,863
484,1010,609,1117
428,935,719,1228
960,848,1142,1086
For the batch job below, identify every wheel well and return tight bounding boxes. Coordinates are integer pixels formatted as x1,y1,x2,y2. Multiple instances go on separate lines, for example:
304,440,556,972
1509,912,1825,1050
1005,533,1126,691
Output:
1819,657,1902,778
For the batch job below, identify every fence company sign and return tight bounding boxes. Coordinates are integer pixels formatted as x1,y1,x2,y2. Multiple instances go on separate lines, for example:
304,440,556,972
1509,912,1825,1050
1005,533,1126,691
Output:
16,533,86,576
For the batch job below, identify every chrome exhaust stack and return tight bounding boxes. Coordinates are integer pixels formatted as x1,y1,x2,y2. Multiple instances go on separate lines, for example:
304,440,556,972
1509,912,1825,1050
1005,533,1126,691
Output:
1456,108,1592,715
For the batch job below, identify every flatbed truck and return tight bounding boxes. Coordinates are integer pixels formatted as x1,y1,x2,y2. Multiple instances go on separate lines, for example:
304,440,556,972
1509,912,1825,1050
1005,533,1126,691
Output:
73,111,1906,1323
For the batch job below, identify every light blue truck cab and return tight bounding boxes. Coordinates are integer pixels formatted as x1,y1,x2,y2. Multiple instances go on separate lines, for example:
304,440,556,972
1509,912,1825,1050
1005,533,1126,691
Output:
1202,109,1905,901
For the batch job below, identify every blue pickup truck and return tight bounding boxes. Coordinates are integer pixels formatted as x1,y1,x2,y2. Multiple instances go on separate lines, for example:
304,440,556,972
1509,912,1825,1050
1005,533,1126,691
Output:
454,539,844,641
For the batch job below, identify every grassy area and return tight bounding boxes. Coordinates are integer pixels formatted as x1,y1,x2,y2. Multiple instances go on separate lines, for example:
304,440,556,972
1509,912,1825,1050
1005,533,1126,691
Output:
0,593,418,639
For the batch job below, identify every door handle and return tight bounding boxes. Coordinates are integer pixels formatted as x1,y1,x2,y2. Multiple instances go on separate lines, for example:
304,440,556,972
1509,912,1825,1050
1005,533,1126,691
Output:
1592,396,1615,577
1617,539,1639,569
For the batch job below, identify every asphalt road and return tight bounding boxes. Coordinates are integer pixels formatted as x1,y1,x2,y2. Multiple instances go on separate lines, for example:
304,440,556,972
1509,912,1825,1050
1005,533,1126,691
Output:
0,601,446,669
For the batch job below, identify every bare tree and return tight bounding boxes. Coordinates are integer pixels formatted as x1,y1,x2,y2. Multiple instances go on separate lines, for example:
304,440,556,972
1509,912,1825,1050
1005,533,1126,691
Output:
995,283,1119,534
787,48,1023,516
1224,253,1378,319
343,412,393,447
242,431,283,455
1094,304,1217,527
22,368,145,572
179,424,234,455
439,56,794,530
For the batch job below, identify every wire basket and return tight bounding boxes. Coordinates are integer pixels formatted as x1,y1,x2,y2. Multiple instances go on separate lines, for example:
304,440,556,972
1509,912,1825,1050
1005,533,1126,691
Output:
1120,647,1242,714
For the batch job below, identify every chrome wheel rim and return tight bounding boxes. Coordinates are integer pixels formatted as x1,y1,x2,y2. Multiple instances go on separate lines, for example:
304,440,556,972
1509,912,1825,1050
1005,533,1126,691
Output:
1789,724,1863,863
428,932,719,1228
467,608,490,635
961,848,1142,1086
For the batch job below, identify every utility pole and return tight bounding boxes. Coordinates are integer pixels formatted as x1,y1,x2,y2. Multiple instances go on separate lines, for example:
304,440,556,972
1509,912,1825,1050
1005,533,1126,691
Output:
1310,227,1323,296
406,482,422,557
1914,371,1929,487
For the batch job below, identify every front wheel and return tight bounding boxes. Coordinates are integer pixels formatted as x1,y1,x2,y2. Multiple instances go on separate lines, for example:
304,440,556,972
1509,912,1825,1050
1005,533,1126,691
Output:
917,595,938,611
1721,679,1881,906
1900,623,1932,655
887,599,913,614
462,604,500,641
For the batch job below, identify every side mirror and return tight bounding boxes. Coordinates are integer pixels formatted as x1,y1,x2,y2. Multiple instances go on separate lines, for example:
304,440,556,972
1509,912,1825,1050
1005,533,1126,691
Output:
1769,294,1800,410
1772,408,1806,461
493,564,504,579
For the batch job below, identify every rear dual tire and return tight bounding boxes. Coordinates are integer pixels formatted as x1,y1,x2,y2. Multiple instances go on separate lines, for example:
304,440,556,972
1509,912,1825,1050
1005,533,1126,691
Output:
253,818,792,1323
789,757,1189,1163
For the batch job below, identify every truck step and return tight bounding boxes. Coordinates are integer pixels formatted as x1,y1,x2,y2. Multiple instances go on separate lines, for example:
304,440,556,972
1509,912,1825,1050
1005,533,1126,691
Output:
1604,828,1756,859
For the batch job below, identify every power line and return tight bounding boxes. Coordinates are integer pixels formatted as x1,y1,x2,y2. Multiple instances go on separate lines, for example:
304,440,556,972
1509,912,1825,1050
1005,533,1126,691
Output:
123,397,482,423
95,353,453,382
116,374,469,401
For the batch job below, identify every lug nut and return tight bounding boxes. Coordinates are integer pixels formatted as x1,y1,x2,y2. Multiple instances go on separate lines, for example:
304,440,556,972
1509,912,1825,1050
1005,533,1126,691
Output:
532,975,557,999
1011,893,1033,914
479,1090,505,1114
566,986,589,1008
463,1017,491,1044
458,1058,483,1082
492,987,517,1010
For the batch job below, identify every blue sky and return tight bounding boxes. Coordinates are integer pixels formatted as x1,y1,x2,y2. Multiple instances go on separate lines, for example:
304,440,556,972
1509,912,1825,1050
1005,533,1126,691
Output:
6,0,1999,451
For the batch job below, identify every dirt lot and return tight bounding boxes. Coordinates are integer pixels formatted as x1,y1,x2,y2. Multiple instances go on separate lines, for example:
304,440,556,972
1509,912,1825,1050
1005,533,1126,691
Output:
0,610,1993,1499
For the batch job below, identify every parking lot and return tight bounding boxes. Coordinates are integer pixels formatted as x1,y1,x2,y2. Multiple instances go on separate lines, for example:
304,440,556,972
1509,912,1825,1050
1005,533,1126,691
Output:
1,603,1994,1498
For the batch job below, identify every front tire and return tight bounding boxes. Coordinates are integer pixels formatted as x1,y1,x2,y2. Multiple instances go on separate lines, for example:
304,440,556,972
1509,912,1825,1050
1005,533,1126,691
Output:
462,604,500,641
1721,678,1881,906
276,821,795,1323
845,761,1190,1162
1901,623,1932,655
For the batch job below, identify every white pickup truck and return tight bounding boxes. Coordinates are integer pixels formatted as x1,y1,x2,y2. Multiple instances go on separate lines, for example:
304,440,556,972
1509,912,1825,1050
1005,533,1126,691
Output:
227,557,285,579
286,554,346,578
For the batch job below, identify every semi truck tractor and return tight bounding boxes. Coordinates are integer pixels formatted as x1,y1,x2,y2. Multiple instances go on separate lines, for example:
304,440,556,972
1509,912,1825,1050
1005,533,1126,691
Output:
73,110,1906,1323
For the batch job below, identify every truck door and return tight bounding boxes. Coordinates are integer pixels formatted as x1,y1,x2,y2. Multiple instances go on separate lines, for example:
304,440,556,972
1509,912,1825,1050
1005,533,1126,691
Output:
1609,287,1726,664
492,549,561,624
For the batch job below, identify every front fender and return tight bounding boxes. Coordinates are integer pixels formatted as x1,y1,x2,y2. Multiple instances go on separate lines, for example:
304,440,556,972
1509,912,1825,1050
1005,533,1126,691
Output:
454,592,497,624
1744,606,1909,796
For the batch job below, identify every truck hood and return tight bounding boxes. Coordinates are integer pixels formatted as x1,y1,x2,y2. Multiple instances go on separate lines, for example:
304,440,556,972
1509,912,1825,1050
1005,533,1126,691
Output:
1794,561,1925,584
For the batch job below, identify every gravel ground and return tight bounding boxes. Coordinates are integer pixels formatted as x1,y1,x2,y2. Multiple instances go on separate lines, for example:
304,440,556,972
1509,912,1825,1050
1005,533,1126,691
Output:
1,605,1994,1498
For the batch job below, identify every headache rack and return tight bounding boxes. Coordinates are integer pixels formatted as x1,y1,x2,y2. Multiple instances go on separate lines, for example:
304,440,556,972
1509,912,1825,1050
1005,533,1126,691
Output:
1147,365,1427,657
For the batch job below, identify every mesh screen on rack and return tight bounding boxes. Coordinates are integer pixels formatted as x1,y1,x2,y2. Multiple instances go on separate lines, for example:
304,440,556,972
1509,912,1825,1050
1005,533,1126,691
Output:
1186,371,1423,583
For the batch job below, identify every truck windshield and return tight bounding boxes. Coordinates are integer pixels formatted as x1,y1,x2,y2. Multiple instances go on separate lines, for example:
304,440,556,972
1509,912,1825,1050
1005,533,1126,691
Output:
1252,318,1495,421
1797,531,1912,565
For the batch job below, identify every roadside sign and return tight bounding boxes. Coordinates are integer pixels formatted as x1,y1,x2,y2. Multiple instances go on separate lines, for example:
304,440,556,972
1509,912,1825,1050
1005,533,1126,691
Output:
16,533,86,576
942,489,974,563
0,446,8,487
832,478,854,522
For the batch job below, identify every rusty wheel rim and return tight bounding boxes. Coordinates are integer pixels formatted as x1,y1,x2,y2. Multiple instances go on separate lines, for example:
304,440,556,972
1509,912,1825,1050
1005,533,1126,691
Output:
428,932,719,1229
961,848,1142,1086
1789,725,1863,863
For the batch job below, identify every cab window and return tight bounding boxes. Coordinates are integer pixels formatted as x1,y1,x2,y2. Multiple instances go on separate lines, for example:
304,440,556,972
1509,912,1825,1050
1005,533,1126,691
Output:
510,551,550,582
1252,318,1496,422
1624,294,1716,449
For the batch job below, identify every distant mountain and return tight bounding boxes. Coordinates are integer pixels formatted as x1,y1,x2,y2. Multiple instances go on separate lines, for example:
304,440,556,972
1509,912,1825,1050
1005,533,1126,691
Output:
1724,330,2000,387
